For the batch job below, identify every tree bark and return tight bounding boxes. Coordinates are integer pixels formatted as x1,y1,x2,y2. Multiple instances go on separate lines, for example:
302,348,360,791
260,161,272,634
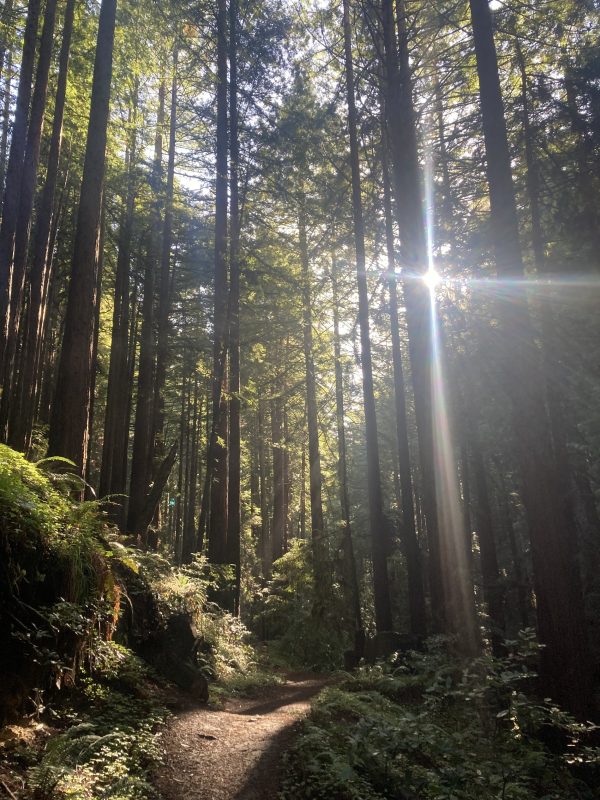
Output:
152,46,178,456
48,0,117,474
331,256,363,651
208,0,229,565
380,92,426,635
298,193,328,614
343,0,391,632
182,379,200,563
257,400,270,577
226,0,241,611
99,82,138,506
0,0,57,439
10,0,75,453
271,392,285,564
127,84,165,537
0,0,41,362
469,0,592,715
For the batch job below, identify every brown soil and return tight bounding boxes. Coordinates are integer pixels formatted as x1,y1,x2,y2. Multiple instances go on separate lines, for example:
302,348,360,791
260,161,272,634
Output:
154,672,329,800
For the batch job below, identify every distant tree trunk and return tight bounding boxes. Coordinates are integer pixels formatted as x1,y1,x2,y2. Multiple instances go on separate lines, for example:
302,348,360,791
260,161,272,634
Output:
282,396,290,554
459,442,473,569
127,243,155,537
380,94,426,636
85,208,105,494
299,425,306,541
48,0,117,474
271,390,285,563
298,192,328,613
182,376,200,563
257,400,270,577
343,0,391,633
226,0,241,611
175,369,187,563
152,46,178,456
32,174,69,433
469,0,592,715
468,422,505,655
127,85,165,538
0,0,41,365
208,0,229,565
0,0,57,438
492,459,531,630
249,414,261,543
10,0,75,452
331,256,363,651
99,84,138,507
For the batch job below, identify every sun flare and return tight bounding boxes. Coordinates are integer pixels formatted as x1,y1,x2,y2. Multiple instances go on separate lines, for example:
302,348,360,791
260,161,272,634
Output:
423,268,442,292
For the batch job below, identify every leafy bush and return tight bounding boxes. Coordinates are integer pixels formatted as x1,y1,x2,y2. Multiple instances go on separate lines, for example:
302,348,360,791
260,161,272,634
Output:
251,540,347,670
281,635,600,800
28,640,167,800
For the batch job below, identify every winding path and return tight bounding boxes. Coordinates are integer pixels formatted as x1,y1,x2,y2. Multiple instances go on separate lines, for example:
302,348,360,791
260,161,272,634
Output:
155,673,328,800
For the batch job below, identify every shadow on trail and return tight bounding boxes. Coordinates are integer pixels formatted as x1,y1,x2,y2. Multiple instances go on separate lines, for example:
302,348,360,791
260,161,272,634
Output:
230,678,327,800
235,679,326,717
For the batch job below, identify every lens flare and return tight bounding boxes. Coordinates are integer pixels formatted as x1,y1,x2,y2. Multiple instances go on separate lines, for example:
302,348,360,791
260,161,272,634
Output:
423,268,442,292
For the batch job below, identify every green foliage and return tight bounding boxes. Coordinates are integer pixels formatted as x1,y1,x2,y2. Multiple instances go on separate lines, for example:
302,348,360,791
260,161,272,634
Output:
28,640,167,800
281,637,600,800
250,540,347,670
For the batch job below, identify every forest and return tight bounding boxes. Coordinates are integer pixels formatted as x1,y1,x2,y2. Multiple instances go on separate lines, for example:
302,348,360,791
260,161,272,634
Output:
1,0,600,797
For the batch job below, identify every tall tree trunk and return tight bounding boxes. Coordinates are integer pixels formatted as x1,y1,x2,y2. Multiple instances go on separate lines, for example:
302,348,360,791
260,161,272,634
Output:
468,421,505,655
47,0,117,474
10,0,75,452
0,0,57,439
381,0,474,642
331,257,363,651
343,0,391,632
127,244,155,537
271,390,285,563
492,462,531,631
380,92,426,636
208,0,229,565
469,0,591,715
0,50,12,195
31,171,69,436
517,34,600,649
298,193,328,613
85,207,105,494
183,381,200,563
175,368,187,563
127,85,165,537
99,84,138,505
226,0,241,612
0,0,41,362
257,400,270,577
152,46,178,455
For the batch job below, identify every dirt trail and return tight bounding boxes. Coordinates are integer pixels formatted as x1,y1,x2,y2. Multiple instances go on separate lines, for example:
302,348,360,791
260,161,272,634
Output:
155,673,328,800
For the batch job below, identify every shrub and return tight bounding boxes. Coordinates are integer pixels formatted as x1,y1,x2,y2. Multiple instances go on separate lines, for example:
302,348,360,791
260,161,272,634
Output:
281,635,600,800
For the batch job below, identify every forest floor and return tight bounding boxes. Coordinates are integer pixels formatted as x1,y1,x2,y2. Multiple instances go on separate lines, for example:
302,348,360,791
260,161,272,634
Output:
154,671,330,800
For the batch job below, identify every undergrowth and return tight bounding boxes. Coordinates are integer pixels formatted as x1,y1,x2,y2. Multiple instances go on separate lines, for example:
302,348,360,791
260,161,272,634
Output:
0,445,276,797
28,642,167,800
281,634,600,800
249,540,348,670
